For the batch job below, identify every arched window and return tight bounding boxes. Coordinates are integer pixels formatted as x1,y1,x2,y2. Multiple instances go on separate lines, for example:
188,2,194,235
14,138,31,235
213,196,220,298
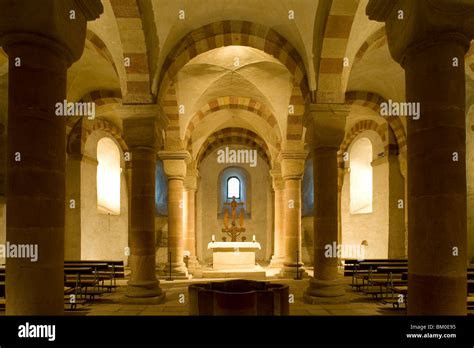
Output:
227,176,241,199
97,137,121,214
350,137,373,214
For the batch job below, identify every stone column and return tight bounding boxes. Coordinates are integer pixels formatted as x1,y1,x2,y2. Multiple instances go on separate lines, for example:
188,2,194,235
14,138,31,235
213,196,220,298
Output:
159,150,190,278
304,104,348,302
123,114,164,301
278,151,308,278
0,0,103,315
183,169,199,273
387,147,405,259
270,170,285,267
65,154,82,260
367,0,474,315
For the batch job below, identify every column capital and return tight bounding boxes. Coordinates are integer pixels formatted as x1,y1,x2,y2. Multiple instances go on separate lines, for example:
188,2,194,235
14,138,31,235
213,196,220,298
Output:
366,0,474,64
118,104,168,131
304,103,349,150
270,170,285,190
158,150,191,179
123,116,160,150
0,0,103,65
184,169,199,191
278,150,308,180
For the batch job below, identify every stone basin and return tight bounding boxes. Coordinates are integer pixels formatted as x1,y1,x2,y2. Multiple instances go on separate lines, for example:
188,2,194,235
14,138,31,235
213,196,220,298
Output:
189,279,289,315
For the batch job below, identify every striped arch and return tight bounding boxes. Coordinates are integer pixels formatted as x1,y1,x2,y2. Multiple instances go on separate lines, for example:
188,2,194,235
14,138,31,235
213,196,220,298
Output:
86,30,118,77
337,119,387,169
65,90,122,128
316,0,359,103
110,0,152,103
184,96,281,146
158,20,310,142
353,27,387,66
67,117,128,157
78,89,122,105
196,128,272,167
345,91,407,152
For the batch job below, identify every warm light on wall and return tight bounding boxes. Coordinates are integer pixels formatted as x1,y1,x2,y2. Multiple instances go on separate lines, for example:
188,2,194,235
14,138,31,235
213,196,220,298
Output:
350,137,373,214
97,137,121,215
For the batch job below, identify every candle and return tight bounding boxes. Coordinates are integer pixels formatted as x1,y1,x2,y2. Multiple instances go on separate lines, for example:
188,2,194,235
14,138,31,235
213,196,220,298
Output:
212,235,215,242
252,235,256,242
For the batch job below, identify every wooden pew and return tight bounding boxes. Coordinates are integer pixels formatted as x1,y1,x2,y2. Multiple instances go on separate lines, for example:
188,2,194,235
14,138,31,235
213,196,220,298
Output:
363,265,408,299
64,265,106,301
344,259,406,276
348,260,407,290
65,260,125,292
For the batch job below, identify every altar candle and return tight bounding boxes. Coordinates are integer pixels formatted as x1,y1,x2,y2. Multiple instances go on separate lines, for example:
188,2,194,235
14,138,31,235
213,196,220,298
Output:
252,235,256,242
212,235,215,242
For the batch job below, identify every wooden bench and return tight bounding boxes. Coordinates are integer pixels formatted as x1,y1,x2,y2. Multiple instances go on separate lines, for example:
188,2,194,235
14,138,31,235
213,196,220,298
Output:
65,260,125,292
64,265,106,301
347,260,407,290
362,265,407,299
344,259,406,276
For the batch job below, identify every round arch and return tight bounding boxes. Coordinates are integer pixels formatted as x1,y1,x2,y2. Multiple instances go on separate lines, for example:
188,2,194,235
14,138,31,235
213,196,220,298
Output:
157,20,309,142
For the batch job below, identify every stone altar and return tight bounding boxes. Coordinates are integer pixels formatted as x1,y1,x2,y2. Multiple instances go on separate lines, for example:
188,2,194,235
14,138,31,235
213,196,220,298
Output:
207,241,261,270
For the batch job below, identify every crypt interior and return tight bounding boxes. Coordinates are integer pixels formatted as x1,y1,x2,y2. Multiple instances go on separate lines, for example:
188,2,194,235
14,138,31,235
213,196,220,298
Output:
0,0,474,316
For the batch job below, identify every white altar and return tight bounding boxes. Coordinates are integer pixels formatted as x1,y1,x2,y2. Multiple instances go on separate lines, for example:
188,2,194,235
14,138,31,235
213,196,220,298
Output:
208,241,261,270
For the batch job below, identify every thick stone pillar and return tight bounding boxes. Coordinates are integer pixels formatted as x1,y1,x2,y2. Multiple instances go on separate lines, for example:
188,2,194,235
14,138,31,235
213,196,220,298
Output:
123,115,164,301
278,151,308,278
387,148,406,259
367,0,474,315
304,104,348,302
0,0,102,315
270,170,285,267
183,169,199,273
159,151,190,278
65,154,82,259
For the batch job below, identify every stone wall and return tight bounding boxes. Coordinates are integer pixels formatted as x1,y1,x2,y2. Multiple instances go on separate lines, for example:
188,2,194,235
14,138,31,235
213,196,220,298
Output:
196,146,272,263
65,130,129,262
341,132,389,259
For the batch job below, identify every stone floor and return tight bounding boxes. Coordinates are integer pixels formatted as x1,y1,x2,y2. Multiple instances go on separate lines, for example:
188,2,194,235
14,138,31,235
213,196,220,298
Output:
60,268,406,316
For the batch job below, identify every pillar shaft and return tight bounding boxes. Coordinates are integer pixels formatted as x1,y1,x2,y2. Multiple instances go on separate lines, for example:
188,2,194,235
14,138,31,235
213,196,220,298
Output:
0,0,103,315
123,114,165,299
159,150,190,278
270,171,285,267
183,188,196,257
278,151,307,278
167,178,187,274
126,147,161,297
65,154,82,259
366,0,474,315
282,178,302,268
313,148,339,281
405,35,468,315
5,41,68,315
387,153,405,259
304,104,348,301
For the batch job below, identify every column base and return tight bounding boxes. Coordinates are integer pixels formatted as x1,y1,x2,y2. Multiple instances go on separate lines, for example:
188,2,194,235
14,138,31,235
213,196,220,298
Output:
304,278,346,303
269,255,285,268
278,264,308,279
162,262,189,279
125,280,163,299
121,293,166,305
186,256,200,274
